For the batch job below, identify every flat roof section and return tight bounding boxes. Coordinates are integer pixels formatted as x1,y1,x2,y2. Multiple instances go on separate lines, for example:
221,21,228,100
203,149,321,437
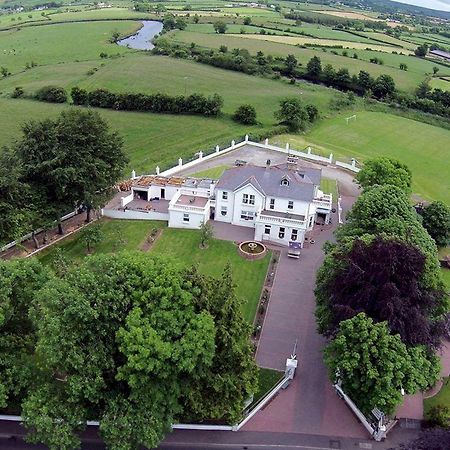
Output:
176,195,209,208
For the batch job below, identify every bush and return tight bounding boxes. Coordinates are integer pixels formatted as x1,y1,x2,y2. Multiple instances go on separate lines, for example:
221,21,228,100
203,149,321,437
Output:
233,104,257,125
12,86,24,98
428,404,450,428
35,86,67,103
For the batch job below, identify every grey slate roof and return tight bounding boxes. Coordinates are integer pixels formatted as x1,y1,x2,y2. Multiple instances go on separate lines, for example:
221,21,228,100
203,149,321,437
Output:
216,163,321,202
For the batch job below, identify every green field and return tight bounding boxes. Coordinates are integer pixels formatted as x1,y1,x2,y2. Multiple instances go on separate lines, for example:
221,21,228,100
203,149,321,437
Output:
274,111,450,204
167,30,433,91
0,98,251,174
320,178,338,200
424,377,450,419
38,219,271,323
192,165,229,179
0,21,138,73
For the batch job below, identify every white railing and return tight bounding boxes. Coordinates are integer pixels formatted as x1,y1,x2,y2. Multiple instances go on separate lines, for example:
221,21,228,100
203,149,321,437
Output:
257,213,306,227
313,198,332,209
169,203,208,213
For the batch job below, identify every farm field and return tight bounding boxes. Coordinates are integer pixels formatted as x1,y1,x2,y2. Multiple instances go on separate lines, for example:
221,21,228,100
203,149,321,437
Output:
0,21,138,73
430,77,450,91
273,111,450,204
0,98,250,174
233,33,409,54
37,218,271,323
0,54,340,123
167,30,432,91
355,31,417,49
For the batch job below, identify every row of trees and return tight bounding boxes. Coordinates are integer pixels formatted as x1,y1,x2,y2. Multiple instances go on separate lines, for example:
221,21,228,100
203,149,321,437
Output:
0,109,127,246
0,253,257,449
31,86,224,117
315,156,449,416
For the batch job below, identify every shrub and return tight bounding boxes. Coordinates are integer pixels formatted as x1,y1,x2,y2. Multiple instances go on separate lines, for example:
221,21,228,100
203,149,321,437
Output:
12,86,24,98
428,405,450,428
233,104,257,125
35,86,67,103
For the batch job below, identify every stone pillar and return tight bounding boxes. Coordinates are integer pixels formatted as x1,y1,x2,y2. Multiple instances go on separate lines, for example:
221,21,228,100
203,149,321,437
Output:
285,358,298,380
264,138,269,146
131,170,136,179
351,158,356,167
307,146,311,154
178,158,183,167
198,151,203,160
329,153,333,163
231,140,235,148
156,166,160,175
245,134,249,142
215,145,220,153
285,142,290,151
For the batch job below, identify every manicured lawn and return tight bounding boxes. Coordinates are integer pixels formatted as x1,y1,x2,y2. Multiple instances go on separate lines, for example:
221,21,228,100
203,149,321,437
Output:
252,368,284,406
191,165,230,179
37,219,164,265
320,178,338,200
150,228,271,322
273,111,450,204
0,98,250,175
38,219,270,323
424,377,450,418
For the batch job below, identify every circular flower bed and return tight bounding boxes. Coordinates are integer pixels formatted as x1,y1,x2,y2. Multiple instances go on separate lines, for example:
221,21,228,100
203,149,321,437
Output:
238,241,267,260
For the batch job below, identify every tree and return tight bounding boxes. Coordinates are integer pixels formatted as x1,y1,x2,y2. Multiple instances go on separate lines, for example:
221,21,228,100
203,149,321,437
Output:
357,70,374,92
35,86,67,103
315,237,447,348
355,157,412,193
199,221,214,248
81,223,104,253
427,405,450,428
109,30,120,43
70,86,88,105
414,43,428,57
213,20,227,34
275,98,309,132
243,17,251,25
182,264,258,423
416,80,431,98
421,201,450,247
233,104,257,125
324,313,440,416
433,66,440,75
336,185,443,291
399,63,408,71
15,109,128,229
372,74,396,99
306,56,322,78
305,104,319,122
22,253,216,449
0,259,52,410
284,54,298,75
162,13,177,30
0,67,10,78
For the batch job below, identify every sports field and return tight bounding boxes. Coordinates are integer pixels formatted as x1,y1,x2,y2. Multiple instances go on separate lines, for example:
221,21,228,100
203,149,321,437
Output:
274,111,450,204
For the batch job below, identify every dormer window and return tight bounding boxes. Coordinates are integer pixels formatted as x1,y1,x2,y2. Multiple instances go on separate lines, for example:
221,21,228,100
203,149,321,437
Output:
281,176,290,186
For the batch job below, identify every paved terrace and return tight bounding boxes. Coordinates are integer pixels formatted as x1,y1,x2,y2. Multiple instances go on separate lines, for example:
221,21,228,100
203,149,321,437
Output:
105,194,170,213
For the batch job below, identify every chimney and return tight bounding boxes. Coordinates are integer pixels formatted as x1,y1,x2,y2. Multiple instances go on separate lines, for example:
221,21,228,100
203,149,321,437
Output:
287,155,298,170
266,159,271,167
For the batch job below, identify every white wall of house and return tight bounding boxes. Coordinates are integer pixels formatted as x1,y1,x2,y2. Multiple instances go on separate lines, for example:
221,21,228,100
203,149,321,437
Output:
168,209,208,229
214,188,234,224
255,222,306,246
231,185,265,228
149,185,179,201
263,196,311,219
102,209,169,221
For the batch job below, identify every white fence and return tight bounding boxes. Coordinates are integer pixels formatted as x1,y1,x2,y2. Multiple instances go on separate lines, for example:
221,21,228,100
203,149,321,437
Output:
141,136,360,181
102,208,169,221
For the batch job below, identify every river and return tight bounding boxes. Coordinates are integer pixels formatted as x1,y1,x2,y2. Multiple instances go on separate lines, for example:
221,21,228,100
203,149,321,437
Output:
117,20,163,51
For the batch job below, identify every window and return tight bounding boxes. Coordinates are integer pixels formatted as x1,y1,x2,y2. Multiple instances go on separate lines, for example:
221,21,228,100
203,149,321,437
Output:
288,200,294,210
249,194,255,205
291,229,298,241
183,213,190,222
309,216,313,227
281,177,290,186
264,225,271,235
240,210,254,221
242,193,249,204
221,206,227,216
269,198,275,210
279,227,285,239
222,191,228,200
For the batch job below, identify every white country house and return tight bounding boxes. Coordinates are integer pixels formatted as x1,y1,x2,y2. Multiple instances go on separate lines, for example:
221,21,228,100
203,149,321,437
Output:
104,156,332,248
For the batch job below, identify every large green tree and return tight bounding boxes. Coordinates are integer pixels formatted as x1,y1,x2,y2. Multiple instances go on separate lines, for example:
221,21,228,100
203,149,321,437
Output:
324,313,440,416
22,253,216,450
355,157,412,194
421,201,450,247
275,98,309,132
182,265,258,423
0,259,52,409
16,109,127,228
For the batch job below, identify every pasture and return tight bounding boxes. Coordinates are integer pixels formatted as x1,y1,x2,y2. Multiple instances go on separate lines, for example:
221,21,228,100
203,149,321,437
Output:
273,111,450,204
232,33,410,54
0,21,138,73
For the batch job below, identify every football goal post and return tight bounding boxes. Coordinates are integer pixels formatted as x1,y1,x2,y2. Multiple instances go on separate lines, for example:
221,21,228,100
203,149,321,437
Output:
345,114,356,124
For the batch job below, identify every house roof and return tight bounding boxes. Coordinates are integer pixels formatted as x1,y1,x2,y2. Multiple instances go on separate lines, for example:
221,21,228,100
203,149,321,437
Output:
216,163,321,202
430,49,450,60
